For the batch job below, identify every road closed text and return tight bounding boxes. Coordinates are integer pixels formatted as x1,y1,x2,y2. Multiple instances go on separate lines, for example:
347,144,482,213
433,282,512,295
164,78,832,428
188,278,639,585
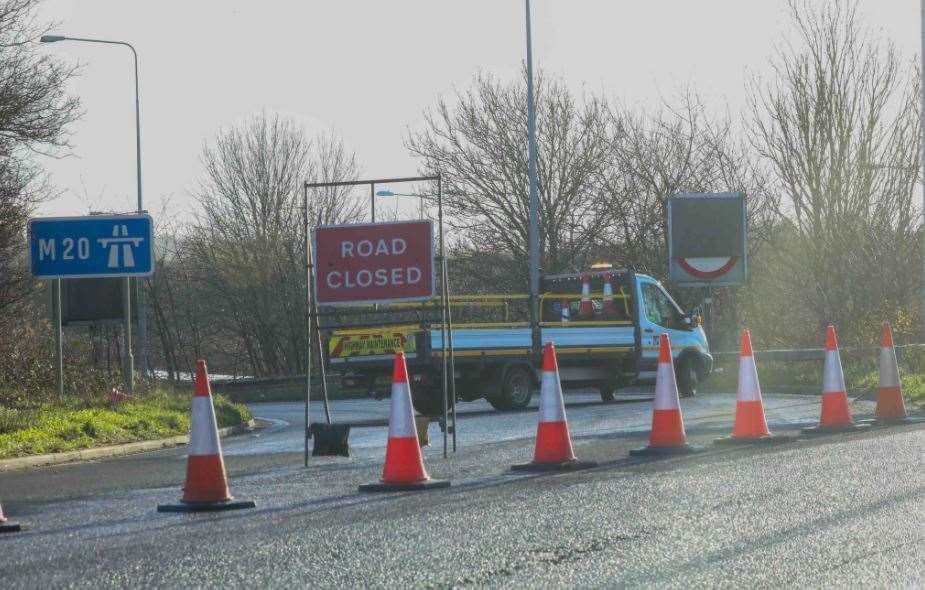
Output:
313,221,434,304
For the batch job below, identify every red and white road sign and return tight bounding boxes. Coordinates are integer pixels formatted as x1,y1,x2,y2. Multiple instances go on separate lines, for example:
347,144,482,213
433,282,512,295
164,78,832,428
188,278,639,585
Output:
312,220,434,305
675,256,740,280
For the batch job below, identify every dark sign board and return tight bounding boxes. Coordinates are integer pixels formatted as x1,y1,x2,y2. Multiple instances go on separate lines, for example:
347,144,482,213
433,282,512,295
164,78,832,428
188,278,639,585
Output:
61,278,137,325
668,192,747,286
312,220,435,305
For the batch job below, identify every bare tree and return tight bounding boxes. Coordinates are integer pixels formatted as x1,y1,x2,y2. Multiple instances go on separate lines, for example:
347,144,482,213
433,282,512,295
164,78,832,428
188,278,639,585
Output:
407,69,613,292
749,0,922,344
0,0,79,338
176,113,361,376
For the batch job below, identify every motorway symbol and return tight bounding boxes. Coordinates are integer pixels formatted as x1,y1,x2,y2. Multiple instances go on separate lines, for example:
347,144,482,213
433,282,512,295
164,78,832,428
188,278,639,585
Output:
29,214,154,279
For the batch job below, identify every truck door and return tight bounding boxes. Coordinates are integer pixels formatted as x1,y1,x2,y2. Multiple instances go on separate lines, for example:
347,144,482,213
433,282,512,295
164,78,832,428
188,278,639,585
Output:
637,279,689,377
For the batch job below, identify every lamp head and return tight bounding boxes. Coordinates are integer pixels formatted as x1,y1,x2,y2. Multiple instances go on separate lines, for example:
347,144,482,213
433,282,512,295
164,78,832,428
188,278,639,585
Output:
375,190,395,197
40,35,67,43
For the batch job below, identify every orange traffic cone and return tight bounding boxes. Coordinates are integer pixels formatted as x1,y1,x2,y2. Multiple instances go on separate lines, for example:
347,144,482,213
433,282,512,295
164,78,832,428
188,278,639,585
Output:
158,360,256,512
631,334,703,456
512,342,597,472
579,273,594,317
872,322,922,425
802,326,869,435
359,352,450,492
0,501,22,533
602,272,616,314
715,330,791,445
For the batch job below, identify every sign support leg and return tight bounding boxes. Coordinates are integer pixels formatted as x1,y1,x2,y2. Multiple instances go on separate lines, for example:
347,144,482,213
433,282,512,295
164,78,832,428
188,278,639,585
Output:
53,279,64,398
123,277,134,394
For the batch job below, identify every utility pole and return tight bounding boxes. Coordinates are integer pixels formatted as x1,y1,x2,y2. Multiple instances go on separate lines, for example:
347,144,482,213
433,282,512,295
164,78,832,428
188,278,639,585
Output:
525,0,541,357
920,0,925,336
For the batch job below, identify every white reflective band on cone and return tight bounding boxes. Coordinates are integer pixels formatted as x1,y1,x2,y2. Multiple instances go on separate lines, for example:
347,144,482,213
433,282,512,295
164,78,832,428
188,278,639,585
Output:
822,349,847,394
653,360,680,410
879,346,900,388
189,396,222,456
737,356,763,402
538,369,567,423
387,381,417,438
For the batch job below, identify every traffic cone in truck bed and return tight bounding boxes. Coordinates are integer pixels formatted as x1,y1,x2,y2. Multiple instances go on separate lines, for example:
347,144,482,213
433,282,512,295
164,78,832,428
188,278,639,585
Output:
359,352,450,492
512,342,597,472
715,329,791,445
0,501,22,533
630,334,703,456
871,322,922,425
802,326,869,435
157,360,256,512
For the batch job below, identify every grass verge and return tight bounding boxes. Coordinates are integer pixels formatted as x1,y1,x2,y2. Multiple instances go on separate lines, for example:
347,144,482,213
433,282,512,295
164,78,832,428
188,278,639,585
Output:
0,389,252,460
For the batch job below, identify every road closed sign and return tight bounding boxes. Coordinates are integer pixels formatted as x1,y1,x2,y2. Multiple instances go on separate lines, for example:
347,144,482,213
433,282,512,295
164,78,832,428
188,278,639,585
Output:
312,220,434,305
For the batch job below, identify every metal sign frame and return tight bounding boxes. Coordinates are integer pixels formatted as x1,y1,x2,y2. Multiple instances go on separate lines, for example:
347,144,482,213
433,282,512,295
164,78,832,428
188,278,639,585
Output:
302,175,457,464
311,219,436,306
667,192,747,287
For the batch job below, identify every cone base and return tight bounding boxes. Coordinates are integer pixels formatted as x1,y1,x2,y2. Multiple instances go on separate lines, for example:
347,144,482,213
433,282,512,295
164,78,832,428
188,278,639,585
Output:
629,444,704,457
861,416,925,427
358,479,450,493
0,521,22,533
157,499,256,513
713,434,795,446
800,423,871,436
510,459,598,472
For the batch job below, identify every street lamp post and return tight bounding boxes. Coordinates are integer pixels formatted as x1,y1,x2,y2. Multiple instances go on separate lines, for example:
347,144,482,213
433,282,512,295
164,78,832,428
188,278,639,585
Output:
41,34,148,384
524,0,541,358
375,190,425,219
920,0,925,336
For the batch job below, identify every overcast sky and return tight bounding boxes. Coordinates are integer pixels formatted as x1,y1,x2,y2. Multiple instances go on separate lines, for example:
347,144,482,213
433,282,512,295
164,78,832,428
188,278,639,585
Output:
35,0,922,219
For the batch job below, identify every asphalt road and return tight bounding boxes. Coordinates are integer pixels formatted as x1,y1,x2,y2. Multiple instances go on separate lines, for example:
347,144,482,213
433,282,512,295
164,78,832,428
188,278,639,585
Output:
1,390,923,588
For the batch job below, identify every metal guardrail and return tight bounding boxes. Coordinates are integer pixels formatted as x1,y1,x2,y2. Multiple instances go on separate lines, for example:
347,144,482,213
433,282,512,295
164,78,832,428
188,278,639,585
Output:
712,343,925,362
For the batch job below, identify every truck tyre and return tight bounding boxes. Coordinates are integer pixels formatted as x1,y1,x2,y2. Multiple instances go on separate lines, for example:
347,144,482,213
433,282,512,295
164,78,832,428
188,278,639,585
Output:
411,387,447,417
598,377,622,403
489,365,534,411
676,357,698,398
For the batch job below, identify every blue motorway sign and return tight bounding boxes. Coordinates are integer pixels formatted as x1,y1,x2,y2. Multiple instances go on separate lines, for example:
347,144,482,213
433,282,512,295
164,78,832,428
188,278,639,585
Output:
29,214,154,279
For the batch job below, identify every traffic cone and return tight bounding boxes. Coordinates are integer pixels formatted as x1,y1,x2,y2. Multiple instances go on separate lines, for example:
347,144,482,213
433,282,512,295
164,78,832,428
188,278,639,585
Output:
359,352,450,492
579,273,594,317
871,322,922,425
802,325,869,435
715,330,791,445
0,501,22,533
158,360,256,512
512,342,597,472
602,273,616,315
630,334,703,456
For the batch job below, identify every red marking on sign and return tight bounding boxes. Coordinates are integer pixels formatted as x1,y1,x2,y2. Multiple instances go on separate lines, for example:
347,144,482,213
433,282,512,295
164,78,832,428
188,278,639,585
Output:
313,221,434,305
675,256,739,279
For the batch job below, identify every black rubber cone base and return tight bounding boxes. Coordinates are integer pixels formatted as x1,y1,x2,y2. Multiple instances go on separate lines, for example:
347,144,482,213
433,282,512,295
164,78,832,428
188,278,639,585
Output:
629,444,704,457
157,499,256,513
358,479,451,493
800,422,871,436
861,416,925,427
713,434,796,446
0,521,22,533
510,460,598,472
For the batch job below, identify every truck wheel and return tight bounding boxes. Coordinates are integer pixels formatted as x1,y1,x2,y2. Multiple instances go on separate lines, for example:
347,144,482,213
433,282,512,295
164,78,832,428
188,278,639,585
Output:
677,357,698,398
598,378,621,403
411,387,446,417
489,365,534,411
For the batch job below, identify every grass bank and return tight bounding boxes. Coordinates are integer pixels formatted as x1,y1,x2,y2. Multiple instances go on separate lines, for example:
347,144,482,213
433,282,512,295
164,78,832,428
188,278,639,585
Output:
0,389,251,459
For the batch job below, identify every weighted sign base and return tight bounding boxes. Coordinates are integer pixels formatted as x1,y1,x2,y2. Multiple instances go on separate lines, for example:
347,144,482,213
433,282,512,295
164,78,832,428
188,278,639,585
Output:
510,460,598,472
859,416,925,427
629,444,704,457
0,521,22,533
157,499,256,513
358,479,450,493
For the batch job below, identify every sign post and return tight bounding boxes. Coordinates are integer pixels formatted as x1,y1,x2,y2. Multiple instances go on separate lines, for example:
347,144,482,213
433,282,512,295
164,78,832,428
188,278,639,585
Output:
29,214,154,395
